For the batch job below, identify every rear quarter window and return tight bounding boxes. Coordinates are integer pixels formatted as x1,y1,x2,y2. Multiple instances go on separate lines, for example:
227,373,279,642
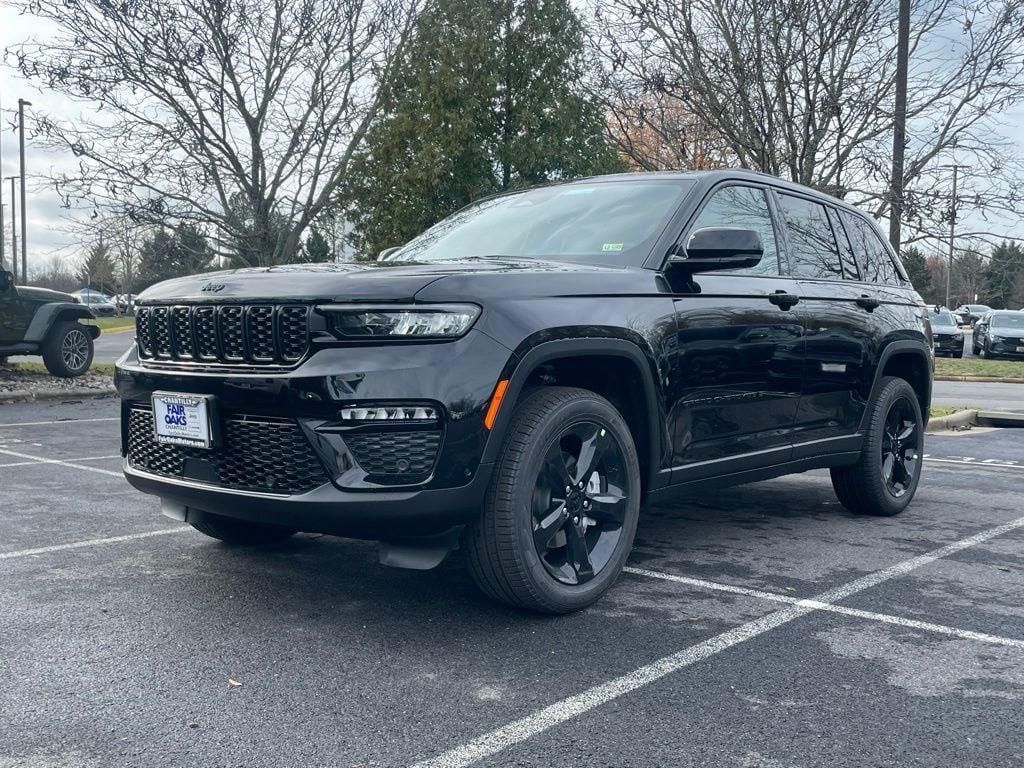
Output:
840,212,903,286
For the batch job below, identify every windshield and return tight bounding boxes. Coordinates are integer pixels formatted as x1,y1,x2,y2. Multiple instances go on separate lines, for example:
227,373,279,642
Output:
393,180,693,265
968,305,991,312
931,310,957,327
990,313,1024,330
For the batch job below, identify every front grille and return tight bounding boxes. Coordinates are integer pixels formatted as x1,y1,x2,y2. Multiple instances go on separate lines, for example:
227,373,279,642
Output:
126,407,328,494
135,304,310,368
344,430,441,484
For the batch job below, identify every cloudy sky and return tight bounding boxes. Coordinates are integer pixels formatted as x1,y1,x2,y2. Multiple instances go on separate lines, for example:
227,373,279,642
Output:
1,1,1023,278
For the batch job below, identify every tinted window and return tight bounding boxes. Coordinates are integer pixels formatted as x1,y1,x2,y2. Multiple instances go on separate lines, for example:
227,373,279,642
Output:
777,194,843,279
395,181,692,266
930,310,957,327
689,186,779,276
841,212,902,285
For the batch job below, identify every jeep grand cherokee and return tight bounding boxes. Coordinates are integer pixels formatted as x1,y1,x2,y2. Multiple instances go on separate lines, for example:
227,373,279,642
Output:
116,170,933,613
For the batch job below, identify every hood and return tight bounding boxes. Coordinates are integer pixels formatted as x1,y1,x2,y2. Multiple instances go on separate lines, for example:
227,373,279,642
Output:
135,258,650,304
16,286,77,303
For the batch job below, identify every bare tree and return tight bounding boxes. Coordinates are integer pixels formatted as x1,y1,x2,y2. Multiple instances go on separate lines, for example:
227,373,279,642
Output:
593,0,1024,242
11,0,420,266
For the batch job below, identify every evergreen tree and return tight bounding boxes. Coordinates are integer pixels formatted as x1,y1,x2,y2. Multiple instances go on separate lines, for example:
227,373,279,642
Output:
981,240,1024,309
76,238,118,295
342,0,626,257
303,228,332,263
136,225,214,288
901,246,935,304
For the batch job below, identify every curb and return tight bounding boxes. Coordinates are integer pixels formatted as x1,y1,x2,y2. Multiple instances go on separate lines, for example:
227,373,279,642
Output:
934,375,1024,383
926,408,978,432
0,387,117,404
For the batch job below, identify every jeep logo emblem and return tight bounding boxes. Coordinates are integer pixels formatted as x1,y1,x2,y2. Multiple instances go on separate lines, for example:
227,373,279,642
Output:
201,282,226,293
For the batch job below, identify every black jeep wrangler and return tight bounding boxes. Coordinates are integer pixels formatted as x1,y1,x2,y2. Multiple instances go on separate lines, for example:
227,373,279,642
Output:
116,171,933,613
0,267,99,377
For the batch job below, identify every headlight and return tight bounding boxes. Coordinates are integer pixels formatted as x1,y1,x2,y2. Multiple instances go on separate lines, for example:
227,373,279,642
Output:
990,334,1002,342
318,304,480,339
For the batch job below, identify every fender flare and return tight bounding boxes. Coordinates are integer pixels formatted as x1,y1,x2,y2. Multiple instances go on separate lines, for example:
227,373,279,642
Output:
860,339,933,430
23,303,97,344
481,337,666,490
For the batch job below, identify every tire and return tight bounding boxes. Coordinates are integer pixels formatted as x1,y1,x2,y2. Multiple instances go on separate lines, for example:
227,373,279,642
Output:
42,321,94,377
830,376,923,517
972,342,980,355
465,386,641,614
189,511,296,545
953,350,963,359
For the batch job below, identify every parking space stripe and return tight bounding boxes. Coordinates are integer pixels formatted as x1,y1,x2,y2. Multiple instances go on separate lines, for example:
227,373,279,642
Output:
0,527,189,561
925,457,1024,471
411,515,1024,768
625,567,1024,649
0,454,120,469
0,448,122,478
0,417,119,428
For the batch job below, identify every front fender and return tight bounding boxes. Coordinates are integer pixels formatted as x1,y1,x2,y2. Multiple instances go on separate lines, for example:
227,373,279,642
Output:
23,303,97,343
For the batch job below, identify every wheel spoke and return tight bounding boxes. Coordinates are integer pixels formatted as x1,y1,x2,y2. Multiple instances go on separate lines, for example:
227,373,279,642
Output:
897,421,917,443
588,483,627,524
881,452,895,485
542,447,573,494
572,424,612,485
533,502,567,552
564,524,594,584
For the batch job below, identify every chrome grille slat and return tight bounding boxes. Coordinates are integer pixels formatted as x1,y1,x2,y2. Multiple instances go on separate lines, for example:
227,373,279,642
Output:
135,304,309,368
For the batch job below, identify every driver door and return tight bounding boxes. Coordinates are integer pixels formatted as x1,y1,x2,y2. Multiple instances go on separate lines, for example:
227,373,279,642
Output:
665,183,805,480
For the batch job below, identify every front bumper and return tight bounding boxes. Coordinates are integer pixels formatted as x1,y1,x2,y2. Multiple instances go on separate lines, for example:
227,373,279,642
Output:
116,329,514,538
932,335,962,355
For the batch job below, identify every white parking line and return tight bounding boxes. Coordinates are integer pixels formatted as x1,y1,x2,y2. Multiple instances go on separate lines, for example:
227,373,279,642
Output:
0,417,119,428
411,514,1024,768
625,567,1024,649
0,448,122,478
0,454,120,469
0,527,189,561
925,457,1024,471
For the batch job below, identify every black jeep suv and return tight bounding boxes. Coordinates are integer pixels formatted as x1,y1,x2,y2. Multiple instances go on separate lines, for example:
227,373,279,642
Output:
116,171,932,613
0,267,99,376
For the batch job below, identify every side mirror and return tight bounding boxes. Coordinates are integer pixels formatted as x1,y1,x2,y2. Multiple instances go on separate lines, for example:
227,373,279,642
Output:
669,227,763,274
0,270,12,292
378,246,402,261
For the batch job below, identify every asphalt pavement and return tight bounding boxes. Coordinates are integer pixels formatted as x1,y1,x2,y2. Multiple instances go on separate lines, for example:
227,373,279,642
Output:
2,398,1023,767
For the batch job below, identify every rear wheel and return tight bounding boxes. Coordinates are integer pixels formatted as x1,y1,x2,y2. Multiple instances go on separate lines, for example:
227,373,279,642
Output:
831,376,923,516
189,511,296,545
42,321,94,377
465,387,641,613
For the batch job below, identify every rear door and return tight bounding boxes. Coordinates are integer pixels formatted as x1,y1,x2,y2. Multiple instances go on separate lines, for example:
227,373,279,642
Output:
666,182,805,478
777,192,910,450
0,285,33,344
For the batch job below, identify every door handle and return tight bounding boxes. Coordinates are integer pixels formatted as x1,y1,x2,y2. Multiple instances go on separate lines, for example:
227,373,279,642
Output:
856,295,880,312
768,291,800,310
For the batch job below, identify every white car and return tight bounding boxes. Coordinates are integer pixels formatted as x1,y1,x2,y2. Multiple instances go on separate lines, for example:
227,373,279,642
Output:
73,289,119,317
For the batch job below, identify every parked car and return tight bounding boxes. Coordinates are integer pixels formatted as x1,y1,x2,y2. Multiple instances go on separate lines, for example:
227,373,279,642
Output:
952,304,991,327
929,307,963,358
116,170,932,613
0,268,100,376
972,310,1024,359
73,289,119,317
113,293,136,314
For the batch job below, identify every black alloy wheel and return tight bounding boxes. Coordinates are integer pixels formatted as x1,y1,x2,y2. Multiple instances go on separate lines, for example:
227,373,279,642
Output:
531,421,631,586
879,395,920,499
465,386,641,613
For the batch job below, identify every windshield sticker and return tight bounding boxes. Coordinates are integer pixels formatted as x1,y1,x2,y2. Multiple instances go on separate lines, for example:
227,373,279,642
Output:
602,243,624,252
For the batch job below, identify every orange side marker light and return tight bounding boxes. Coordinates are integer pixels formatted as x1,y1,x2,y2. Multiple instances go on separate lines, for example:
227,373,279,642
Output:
484,379,510,430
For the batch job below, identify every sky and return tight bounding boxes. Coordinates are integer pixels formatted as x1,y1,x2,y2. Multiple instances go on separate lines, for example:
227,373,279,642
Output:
1,1,1023,278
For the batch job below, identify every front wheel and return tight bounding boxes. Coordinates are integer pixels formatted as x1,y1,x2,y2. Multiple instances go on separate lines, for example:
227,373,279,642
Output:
42,321,94,377
831,376,923,516
465,387,641,614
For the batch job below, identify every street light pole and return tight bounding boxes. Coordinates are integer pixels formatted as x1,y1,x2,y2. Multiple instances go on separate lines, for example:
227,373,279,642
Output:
888,0,911,251
18,99,31,284
944,164,960,310
6,176,17,279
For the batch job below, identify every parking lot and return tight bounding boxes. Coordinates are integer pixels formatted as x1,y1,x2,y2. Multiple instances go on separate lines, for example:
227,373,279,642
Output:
2,397,1023,767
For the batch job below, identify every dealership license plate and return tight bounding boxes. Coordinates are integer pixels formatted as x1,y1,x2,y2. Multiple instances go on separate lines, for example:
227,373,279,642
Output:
152,393,213,448
1017,346,1024,353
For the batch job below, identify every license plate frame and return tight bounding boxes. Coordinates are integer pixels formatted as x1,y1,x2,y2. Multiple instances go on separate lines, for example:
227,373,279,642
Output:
151,392,216,449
